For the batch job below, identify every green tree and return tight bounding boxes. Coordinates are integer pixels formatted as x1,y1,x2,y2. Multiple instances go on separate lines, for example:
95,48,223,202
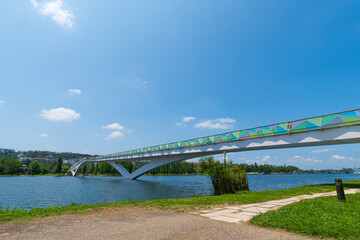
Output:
93,165,98,175
61,164,70,174
27,161,43,175
54,157,63,174
0,158,23,174
87,163,94,175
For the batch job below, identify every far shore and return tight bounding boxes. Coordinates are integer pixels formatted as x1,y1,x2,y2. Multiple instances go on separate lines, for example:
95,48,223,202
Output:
0,172,357,177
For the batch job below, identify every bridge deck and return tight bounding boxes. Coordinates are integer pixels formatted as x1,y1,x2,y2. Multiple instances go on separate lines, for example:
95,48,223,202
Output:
95,109,360,160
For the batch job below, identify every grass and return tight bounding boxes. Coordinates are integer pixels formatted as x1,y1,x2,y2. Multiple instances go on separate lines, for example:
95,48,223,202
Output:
251,181,360,240
2,181,357,224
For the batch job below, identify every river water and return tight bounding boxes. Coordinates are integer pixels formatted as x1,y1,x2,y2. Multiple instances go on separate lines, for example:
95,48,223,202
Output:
1,173,359,210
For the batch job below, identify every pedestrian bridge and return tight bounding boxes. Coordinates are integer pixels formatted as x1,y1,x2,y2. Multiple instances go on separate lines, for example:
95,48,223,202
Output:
69,109,360,179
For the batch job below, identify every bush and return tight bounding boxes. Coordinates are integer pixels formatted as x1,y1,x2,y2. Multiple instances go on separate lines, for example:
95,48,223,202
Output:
199,156,249,195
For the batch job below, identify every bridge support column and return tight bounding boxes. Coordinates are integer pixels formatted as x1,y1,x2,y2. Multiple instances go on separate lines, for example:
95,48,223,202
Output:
69,160,86,176
127,153,205,179
108,162,131,178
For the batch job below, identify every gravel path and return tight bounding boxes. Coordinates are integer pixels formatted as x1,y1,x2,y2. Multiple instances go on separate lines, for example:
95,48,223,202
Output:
0,207,314,240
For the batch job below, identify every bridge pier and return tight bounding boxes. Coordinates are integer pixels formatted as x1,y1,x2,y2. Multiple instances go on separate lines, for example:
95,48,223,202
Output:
108,162,131,179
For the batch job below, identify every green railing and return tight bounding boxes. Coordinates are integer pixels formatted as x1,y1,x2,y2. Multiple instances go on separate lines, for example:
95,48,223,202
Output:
95,109,360,159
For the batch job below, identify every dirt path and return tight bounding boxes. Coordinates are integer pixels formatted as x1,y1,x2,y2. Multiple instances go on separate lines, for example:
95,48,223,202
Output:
0,207,314,240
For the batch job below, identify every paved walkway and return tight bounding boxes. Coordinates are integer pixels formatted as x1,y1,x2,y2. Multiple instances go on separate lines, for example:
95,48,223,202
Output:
197,189,360,223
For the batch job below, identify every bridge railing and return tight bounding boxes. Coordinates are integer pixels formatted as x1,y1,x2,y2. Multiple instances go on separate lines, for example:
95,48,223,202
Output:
92,109,360,160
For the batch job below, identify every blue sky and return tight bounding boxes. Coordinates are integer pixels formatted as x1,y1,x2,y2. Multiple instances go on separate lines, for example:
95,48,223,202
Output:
1,0,360,169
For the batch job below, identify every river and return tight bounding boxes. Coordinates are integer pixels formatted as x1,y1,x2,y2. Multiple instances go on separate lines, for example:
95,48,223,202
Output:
1,173,359,210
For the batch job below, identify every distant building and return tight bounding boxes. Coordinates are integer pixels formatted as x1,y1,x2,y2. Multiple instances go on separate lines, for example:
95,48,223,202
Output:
19,156,32,161
64,158,78,164
0,148,15,154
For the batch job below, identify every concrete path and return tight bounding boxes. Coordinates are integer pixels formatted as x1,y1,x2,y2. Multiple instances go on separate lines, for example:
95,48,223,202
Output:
197,189,360,223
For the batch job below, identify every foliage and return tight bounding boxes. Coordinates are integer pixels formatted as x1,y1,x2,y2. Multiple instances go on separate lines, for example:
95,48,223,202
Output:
149,161,197,175
0,152,18,161
54,157,63,174
20,151,92,160
1,181,355,224
61,165,70,174
251,192,360,240
199,156,249,195
0,158,23,174
297,168,355,174
86,163,94,174
27,161,43,175
237,162,299,174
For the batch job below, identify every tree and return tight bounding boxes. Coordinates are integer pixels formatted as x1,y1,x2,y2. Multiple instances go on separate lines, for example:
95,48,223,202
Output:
0,158,23,174
93,164,98,175
87,163,94,175
54,157,63,174
61,164,70,174
27,161,43,175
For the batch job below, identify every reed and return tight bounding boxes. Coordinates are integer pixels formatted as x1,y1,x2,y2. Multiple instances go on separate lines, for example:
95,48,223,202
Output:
199,156,249,195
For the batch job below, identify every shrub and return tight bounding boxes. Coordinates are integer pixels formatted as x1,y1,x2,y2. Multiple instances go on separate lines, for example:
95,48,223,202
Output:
199,156,249,195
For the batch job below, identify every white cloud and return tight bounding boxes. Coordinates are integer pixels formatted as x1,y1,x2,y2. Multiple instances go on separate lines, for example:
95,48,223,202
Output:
176,116,196,126
331,155,346,160
311,148,336,154
0,100,5,106
195,118,236,130
94,133,99,137
102,123,126,139
105,131,125,140
127,129,133,133
288,155,323,163
39,133,49,138
40,107,80,122
31,0,74,30
67,89,82,95
102,123,125,131
31,0,39,8
183,116,196,123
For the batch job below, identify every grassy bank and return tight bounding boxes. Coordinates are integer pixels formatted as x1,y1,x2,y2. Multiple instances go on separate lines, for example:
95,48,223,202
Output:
251,182,360,239
2,181,359,224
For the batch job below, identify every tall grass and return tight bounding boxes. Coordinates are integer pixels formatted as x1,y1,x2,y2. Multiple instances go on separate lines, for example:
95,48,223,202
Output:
199,156,249,195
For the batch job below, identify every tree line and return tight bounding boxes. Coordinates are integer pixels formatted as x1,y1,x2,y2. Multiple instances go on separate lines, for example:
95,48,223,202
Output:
235,163,300,174
2,156,353,176
77,161,197,175
0,157,69,175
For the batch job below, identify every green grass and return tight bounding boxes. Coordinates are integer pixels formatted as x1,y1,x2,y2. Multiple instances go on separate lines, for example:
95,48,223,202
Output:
2,181,355,224
251,182,360,239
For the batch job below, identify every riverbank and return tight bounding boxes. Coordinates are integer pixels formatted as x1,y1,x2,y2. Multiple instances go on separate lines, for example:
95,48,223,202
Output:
251,190,360,239
1,180,359,223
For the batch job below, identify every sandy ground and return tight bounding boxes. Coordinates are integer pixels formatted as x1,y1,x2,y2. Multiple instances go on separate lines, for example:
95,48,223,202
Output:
0,207,316,240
